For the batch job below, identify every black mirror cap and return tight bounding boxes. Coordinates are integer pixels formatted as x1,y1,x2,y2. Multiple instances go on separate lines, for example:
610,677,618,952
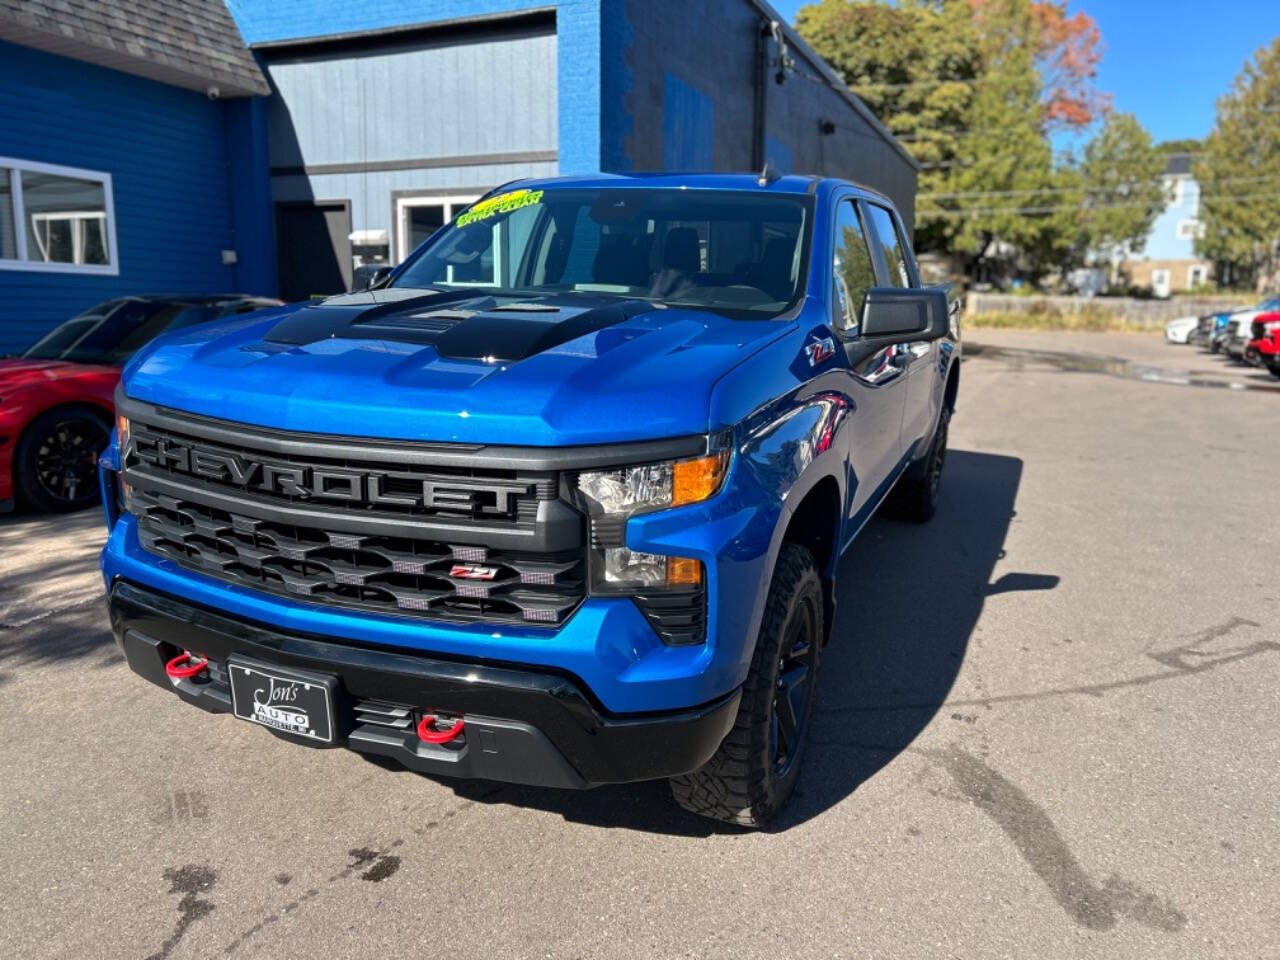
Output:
353,265,393,292
861,286,953,341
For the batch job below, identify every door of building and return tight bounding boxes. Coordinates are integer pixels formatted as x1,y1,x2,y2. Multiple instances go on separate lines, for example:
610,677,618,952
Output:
1152,268,1172,299
275,201,352,302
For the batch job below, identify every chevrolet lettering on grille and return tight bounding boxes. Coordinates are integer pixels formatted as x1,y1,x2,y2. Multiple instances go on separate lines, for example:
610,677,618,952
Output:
127,428,532,514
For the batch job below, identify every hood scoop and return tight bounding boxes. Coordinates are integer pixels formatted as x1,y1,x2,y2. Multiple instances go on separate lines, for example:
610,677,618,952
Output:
265,291,657,365
369,310,473,335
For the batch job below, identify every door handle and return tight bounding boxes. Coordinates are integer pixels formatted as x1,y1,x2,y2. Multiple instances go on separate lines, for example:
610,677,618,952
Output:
889,351,910,368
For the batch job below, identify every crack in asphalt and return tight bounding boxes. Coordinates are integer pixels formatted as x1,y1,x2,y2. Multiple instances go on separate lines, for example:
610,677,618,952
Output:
925,744,1187,933
0,594,100,631
222,788,505,955
817,616,1269,716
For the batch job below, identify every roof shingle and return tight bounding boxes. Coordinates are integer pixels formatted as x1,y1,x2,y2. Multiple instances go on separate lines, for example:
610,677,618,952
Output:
0,0,268,96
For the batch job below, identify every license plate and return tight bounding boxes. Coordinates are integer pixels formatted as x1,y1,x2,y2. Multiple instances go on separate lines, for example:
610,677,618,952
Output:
228,657,336,744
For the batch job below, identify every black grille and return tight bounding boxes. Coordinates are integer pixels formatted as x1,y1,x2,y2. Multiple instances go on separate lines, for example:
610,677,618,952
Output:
123,421,555,525
129,487,585,627
633,587,706,646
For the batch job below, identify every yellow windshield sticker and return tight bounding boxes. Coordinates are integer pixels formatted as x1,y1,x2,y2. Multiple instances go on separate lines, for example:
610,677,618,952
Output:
456,189,544,227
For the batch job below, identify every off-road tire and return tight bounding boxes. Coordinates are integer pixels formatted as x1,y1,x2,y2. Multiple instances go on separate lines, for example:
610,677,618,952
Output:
890,406,950,524
670,543,823,828
14,405,111,513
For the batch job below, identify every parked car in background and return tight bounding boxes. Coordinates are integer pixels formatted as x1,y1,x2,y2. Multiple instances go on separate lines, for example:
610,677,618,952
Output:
1210,321,1234,354
1188,313,1218,347
1224,318,1251,362
1219,296,1280,360
1248,312,1280,376
1,294,282,513
1164,313,1202,344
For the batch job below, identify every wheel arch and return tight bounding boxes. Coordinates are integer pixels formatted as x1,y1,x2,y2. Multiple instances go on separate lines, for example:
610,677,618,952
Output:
943,358,960,413
780,474,842,644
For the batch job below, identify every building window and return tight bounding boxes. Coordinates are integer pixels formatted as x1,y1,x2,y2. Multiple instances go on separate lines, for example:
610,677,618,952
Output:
1187,265,1207,289
394,194,480,263
1176,219,1204,240
0,156,117,275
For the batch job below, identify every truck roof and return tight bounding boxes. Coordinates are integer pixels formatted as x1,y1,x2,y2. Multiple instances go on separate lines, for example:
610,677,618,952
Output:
508,171,890,202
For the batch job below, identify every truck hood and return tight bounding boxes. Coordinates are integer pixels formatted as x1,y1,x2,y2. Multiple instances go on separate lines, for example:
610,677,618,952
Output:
122,290,795,445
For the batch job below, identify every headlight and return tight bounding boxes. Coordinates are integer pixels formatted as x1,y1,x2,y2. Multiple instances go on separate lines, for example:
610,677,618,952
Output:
114,412,132,511
576,440,730,592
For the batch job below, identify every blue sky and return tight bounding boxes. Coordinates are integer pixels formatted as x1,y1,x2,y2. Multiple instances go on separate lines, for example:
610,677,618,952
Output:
771,0,1274,145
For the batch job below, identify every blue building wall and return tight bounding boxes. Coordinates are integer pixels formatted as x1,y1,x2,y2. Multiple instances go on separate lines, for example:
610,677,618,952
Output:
1144,175,1200,261
0,41,275,353
662,73,714,170
617,0,918,229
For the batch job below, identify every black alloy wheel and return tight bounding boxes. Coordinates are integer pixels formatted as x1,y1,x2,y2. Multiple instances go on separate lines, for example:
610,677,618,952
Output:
771,586,820,779
15,407,111,512
670,543,825,827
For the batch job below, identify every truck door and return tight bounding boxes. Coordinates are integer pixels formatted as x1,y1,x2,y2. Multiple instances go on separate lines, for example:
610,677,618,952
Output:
830,197,908,522
863,202,936,456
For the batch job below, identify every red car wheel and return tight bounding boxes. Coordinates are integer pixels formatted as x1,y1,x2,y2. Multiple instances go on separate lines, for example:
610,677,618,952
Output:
14,406,111,512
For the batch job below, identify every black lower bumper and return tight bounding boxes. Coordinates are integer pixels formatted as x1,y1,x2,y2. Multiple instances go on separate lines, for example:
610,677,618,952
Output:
108,581,739,789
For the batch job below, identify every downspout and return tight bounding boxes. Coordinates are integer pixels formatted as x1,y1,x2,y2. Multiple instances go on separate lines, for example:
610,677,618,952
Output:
751,19,770,171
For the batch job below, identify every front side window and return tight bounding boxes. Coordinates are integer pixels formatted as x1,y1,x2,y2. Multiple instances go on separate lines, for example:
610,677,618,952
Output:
0,156,117,275
393,187,813,317
831,200,876,333
865,203,913,288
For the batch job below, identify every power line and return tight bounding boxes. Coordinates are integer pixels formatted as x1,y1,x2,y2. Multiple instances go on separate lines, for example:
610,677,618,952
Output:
917,190,1280,218
918,173,1280,200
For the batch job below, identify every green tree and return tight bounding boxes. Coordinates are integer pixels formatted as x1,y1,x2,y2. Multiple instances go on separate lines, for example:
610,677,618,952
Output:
946,0,1062,280
1078,112,1167,268
1195,37,1280,291
796,0,1106,282
795,0,979,253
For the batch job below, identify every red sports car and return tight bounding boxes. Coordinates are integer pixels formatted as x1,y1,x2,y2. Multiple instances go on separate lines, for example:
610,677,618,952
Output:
1,294,281,513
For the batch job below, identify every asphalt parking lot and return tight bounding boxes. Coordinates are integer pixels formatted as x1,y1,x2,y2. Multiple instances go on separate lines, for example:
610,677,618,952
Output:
1,331,1276,959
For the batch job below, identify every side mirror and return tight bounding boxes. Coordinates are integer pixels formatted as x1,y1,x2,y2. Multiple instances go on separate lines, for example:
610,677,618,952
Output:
354,265,392,291
860,286,953,343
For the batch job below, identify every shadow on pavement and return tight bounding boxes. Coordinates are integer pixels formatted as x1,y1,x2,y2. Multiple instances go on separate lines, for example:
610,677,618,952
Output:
438,449,1053,834
0,508,116,677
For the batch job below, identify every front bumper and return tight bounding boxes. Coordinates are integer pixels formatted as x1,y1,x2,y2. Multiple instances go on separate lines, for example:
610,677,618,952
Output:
110,580,741,788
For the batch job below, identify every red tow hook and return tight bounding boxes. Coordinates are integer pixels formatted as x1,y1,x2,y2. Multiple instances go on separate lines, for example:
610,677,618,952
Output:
416,713,465,744
165,652,208,680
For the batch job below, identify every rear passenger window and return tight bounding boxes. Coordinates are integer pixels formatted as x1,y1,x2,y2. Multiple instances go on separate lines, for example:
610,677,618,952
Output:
831,200,876,333
865,204,913,288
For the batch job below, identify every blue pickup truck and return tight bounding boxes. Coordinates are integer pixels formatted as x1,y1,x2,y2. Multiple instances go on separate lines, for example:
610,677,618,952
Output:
100,173,960,826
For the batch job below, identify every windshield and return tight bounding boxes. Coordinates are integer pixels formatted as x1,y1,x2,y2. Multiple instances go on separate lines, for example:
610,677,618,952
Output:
392,187,813,316
23,300,227,365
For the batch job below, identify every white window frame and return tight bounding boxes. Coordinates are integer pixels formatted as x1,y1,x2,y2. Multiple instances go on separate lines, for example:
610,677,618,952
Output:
0,155,118,276
1187,265,1207,289
394,194,479,264
1176,218,1204,240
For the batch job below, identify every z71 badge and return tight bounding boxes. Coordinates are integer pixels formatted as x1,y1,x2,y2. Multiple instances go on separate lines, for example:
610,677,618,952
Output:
805,336,837,366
